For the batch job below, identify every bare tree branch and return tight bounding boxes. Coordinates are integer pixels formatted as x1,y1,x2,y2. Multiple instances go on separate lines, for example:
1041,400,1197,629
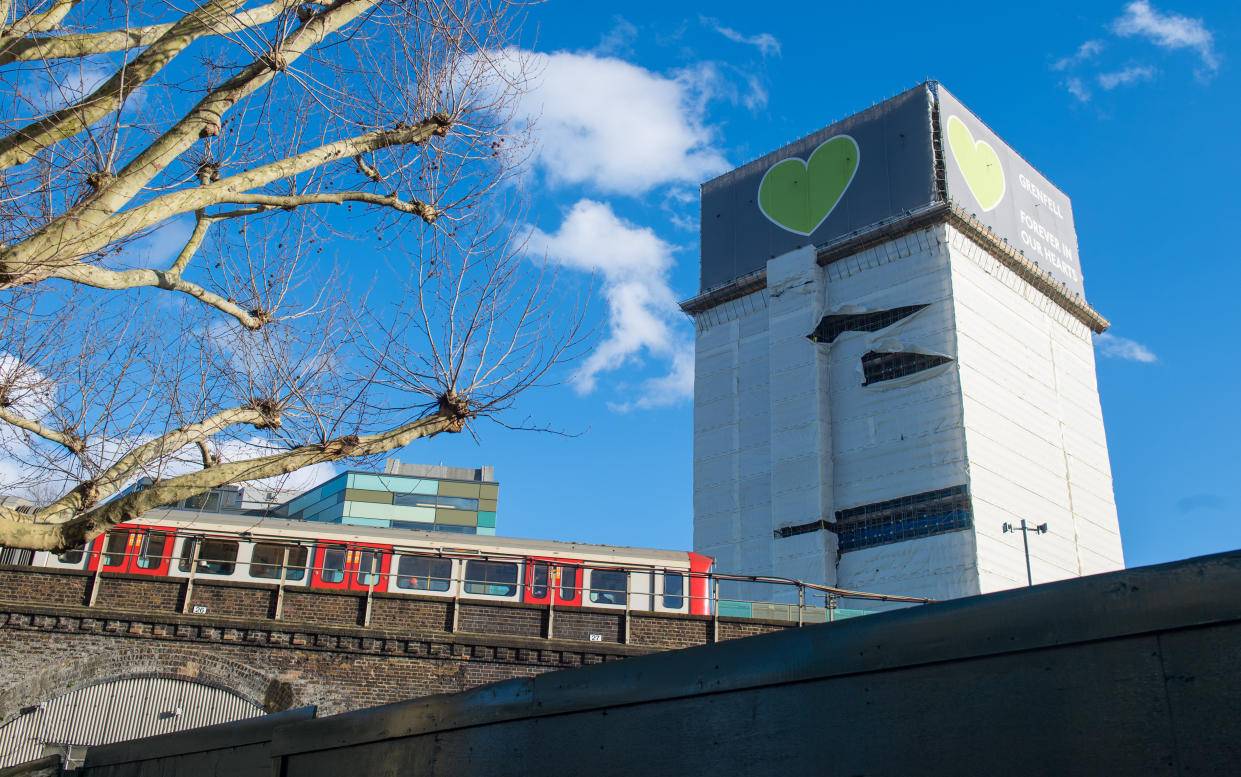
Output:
0,0,291,65
0,1,579,552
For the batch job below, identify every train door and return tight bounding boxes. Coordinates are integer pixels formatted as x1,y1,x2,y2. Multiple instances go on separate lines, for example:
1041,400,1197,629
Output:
524,557,582,607
130,527,174,575
98,526,174,575
348,543,391,593
311,542,391,592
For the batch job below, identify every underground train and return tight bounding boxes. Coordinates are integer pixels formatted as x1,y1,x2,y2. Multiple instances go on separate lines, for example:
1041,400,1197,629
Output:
23,509,715,615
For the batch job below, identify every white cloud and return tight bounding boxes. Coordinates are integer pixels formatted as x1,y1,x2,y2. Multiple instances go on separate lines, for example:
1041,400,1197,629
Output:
595,17,638,56
514,50,729,195
526,199,693,409
1114,1,1218,76
1094,333,1157,363
700,16,782,57
1065,77,1093,103
1053,39,1105,70
1098,65,1157,89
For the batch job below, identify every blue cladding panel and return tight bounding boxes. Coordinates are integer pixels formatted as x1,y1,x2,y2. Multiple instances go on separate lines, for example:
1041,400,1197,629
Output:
349,473,438,495
341,516,392,528
304,504,345,523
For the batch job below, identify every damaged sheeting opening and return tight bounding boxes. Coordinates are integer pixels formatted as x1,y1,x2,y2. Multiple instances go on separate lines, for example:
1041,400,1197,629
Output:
834,485,973,552
861,350,952,385
808,304,930,344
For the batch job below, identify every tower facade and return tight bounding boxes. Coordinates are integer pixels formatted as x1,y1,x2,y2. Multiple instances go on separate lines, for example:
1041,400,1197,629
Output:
684,83,1123,602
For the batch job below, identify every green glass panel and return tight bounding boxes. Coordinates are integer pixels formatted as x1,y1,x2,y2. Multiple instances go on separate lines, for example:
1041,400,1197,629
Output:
477,511,496,528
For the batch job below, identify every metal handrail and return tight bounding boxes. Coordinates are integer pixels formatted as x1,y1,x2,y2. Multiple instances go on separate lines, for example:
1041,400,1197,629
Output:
42,532,936,620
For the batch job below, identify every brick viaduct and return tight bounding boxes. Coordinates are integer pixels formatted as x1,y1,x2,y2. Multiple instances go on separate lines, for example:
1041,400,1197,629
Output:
0,565,794,724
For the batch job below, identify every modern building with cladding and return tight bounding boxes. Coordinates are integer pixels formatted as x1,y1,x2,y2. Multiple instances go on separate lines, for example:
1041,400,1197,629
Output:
683,82,1124,602
280,461,498,536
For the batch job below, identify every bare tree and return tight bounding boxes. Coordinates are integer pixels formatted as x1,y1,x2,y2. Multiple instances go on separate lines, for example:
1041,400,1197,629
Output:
0,0,583,550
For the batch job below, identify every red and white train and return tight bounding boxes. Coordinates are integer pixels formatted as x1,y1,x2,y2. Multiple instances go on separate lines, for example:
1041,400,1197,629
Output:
26,508,715,615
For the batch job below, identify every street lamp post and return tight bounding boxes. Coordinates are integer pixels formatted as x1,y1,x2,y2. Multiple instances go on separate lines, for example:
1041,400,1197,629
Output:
1002,520,1048,587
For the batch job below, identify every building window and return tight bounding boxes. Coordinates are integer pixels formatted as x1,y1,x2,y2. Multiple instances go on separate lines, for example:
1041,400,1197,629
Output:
861,351,952,385
809,305,928,343
774,486,974,553
835,486,973,552
391,493,479,511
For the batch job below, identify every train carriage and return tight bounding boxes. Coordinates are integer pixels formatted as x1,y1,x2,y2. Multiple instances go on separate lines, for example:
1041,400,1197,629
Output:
31,507,714,615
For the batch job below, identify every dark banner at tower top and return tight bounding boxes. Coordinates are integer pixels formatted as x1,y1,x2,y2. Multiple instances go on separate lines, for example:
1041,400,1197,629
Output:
698,82,1086,300
934,86,1083,298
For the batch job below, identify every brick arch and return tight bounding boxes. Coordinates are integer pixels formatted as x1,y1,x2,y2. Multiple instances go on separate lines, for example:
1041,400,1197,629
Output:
0,643,299,724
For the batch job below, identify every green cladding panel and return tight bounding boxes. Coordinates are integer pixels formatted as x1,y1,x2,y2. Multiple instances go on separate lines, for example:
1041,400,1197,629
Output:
477,511,496,528
435,509,477,526
438,482,481,499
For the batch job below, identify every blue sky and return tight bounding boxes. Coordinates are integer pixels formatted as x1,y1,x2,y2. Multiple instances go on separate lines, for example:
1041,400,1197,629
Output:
378,0,1240,570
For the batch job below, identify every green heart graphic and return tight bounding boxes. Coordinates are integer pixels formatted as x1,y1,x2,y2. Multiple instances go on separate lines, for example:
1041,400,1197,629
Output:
946,115,1005,212
758,135,859,235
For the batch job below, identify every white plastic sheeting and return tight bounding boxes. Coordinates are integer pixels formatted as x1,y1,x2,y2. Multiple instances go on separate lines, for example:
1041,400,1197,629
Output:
947,226,1123,592
692,220,1122,603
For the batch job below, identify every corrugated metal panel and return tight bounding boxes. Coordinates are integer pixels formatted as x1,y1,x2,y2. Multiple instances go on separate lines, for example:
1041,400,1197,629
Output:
0,677,262,768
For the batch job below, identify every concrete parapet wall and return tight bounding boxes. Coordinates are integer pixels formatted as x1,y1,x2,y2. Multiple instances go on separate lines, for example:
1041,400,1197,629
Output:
79,550,1239,776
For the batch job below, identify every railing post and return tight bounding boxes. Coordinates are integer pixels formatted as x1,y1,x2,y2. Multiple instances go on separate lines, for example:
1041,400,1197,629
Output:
450,562,461,633
622,572,631,644
274,545,289,620
87,547,103,607
798,583,805,627
181,538,201,614
711,576,720,643
364,560,375,628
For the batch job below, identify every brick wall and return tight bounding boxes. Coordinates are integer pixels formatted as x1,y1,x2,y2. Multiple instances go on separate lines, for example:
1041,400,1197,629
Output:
0,565,806,723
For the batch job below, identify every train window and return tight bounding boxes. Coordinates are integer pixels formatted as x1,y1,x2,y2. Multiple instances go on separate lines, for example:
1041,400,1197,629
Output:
356,550,381,587
395,555,452,591
57,546,85,564
103,531,129,567
178,538,196,572
251,544,308,581
663,572,685,609
135,532,169,570
464,560,517,597
561,565,580,600
589,569,628,606
320,545,346,583
178,538,238,575
197,540,238,575
530,561,549,598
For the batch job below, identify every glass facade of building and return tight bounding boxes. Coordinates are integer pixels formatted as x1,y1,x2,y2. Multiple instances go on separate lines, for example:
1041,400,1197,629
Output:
280,470,498,536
